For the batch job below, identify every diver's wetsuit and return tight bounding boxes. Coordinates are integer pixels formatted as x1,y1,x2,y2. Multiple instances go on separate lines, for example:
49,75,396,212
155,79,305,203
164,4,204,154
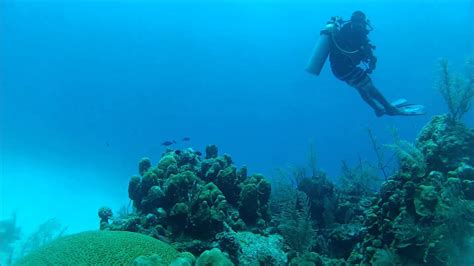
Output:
329,22,398,116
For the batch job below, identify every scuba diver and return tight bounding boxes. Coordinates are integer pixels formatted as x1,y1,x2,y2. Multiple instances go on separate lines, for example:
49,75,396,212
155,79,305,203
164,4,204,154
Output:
306,11,424,117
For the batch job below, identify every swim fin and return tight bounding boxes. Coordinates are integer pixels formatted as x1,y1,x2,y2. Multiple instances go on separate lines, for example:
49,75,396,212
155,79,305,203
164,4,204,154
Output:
397,104,426,116
391,98,408,108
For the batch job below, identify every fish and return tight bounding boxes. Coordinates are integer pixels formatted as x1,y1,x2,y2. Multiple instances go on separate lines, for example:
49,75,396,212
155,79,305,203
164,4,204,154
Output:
182,137,191,141
174,150,182,155
161,140,176,146
195,151,202,156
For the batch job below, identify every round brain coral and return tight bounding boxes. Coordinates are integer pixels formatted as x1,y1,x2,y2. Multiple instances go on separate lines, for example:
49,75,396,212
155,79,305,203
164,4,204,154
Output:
14,230,180,265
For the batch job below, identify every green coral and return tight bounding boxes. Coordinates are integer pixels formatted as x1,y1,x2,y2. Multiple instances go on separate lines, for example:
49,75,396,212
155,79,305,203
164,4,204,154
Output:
355,114,474,265
215,166,240,205
158,154,178,177
186,183,228,237
104,147,273,256
289,252,323,266
414,185,439,217
416,115,474,172
238,183,259,223
235,232,287,265
139,157,152,176
205,144,219,159
195,248,233,266
133,254,166,265
297,172,337,227
141,186,165,211
141,171,160,195
129,175,142,203
235,174,271,225
164,171,199,204
14,231,180,265
370,249,401,266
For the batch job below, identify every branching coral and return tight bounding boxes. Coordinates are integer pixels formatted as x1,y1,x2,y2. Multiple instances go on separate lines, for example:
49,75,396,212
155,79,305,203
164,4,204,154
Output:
436,58,474,121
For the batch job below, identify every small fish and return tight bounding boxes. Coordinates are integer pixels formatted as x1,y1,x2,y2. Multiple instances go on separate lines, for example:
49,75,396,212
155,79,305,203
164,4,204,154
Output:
195,151,202,156
105,141,110,148
161,140,176,146
174,150,182,155
182,137,191,141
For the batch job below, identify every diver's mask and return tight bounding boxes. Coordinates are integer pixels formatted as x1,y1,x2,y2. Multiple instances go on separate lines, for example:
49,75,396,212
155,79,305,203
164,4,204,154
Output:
350,11,373,34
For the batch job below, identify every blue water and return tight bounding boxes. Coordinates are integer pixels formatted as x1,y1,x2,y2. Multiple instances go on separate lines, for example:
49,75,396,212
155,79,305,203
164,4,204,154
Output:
1,0,472,235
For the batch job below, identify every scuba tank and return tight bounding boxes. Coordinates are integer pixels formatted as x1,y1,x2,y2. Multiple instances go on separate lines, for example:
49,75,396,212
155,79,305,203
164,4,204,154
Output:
305,17,342,76
306,16,373,76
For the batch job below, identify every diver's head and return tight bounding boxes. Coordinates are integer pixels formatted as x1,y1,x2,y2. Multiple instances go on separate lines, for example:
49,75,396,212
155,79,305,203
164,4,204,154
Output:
350,11,370,33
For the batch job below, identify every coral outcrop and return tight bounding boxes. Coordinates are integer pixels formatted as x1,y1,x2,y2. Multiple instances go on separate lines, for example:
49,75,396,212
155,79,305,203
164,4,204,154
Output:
100,145,272,261
348,115,474,265
417,114,474,172
95,115,473,265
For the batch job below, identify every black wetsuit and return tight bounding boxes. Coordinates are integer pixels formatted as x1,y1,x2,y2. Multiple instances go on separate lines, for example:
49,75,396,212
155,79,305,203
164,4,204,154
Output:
328,22,398,116
329,23,375,86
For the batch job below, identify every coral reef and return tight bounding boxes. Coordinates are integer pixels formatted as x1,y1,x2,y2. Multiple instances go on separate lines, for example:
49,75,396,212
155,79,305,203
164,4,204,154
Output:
230,231,287,265
348,115,474,265
417,114,474,172
268,114,473,265
95,114,473,265
100,145,272,261
195,248,233,266
14,231,184,265
274,189,315,254
270,165,374,261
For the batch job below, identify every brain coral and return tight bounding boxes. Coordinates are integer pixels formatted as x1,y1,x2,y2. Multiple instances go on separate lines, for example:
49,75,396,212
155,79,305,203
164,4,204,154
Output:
14,230,180,265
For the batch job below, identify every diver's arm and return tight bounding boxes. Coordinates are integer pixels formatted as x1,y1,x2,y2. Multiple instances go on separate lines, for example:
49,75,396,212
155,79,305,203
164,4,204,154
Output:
368,51,377,72
362,41,377,73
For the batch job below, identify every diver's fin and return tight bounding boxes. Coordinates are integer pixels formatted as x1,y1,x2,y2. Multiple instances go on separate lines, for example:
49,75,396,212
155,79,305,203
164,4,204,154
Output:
397,104,426,116
391,98,408,108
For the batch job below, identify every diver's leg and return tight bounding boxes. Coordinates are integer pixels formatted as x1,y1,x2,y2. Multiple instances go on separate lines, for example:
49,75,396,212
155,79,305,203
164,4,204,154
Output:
341,67,385,116
364,82,400,115
357,87,385,117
